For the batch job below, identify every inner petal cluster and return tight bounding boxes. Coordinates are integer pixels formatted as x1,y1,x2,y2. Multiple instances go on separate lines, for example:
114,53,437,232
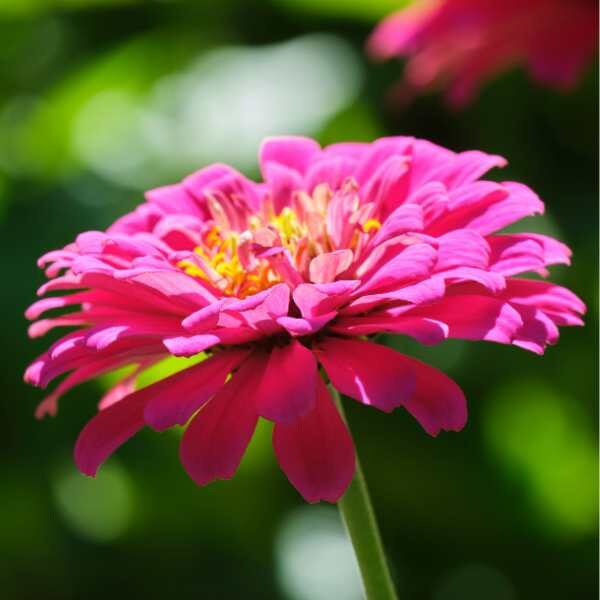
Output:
177,180,381,298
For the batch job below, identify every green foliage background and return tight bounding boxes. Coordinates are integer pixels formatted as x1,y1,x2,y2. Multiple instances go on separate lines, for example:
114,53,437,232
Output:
0,1,597,599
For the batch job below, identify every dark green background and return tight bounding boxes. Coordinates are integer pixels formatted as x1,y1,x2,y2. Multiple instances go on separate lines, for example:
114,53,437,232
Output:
1,1,597,599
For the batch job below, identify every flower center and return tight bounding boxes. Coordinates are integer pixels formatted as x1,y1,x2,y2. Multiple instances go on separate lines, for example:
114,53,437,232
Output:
179,226,281,298
178,181,381,298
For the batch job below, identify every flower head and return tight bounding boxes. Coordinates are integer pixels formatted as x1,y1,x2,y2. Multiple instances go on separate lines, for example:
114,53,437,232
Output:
25,136,585,502
368,0,599,107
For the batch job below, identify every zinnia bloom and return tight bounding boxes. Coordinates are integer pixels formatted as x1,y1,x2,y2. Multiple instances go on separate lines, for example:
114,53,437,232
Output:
368,0,599,107
25,136,584,502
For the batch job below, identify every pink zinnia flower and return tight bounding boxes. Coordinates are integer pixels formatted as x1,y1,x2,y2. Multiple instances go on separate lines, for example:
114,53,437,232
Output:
368,0,599,107
25,136,584,503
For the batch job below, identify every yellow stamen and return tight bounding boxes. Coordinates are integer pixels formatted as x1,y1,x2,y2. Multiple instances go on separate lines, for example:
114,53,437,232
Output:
179,184,382,298
362,219,382,233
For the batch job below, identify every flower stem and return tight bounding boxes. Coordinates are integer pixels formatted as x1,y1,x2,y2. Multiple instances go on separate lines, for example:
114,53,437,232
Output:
330,385,399,600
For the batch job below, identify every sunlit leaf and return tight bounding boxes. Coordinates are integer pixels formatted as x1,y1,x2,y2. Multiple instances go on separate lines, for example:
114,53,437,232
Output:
273,0,411,21
483,379,597,537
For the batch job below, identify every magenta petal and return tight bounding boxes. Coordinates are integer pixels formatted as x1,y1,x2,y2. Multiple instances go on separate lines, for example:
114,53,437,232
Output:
488,235,547,276
259,136,320,177
304,155,358,192
179,353,264,486
144,348,250,430
372,203,424,244
144,183,200,218
398,354,467,436
293,280,359,318
163,334,221,356
262,161,304,214
362,155,410,215
256,341,317,423
405,293,523,344
308,250,353,284
74,391,147,477
357,242,437,294
315,337,415,413
273,378,355,503
276,313,336,336
331,314,448,344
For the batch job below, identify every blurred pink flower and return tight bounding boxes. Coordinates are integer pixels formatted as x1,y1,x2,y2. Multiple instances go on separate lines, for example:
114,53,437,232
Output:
25,136,584,502
368,0,599,107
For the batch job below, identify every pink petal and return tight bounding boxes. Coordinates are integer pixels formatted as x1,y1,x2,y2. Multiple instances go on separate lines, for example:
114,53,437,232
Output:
74,390,147,477
182,301,227,332
435,230,490,271
500,279,586,325
510,305,560,355
428,181,544,236
179,353,265,486
436,266,506,294
489,233,571,275
223,283,291,334
259,136,320,177
262,161,304,213
25,293,90,321
34,354,155,418
488,235,547,276
396,354,467,436
315,337,415,413
273,377,355,503
361,155,410,215
145,182,200,216
331,314,448,345
126,270,217,308
437,151,507,190
28,313,87,338
144,349,250,430
276,313,336,336
183,163,241,202
354,136,413,184
309,249,353,284
372,203,424,244
405,293,523,344
256,341,317,423
163,334,222,357
356,242,437,294
304,155,358,192
341,277,446,315
293,280,360,318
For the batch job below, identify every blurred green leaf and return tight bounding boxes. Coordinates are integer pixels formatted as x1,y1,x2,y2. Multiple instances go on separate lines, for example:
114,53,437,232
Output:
484,379,597,538
273,0,410,21
0,0,138,18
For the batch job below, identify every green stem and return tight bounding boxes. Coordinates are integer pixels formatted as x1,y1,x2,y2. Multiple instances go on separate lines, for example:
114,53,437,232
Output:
330,384,398,600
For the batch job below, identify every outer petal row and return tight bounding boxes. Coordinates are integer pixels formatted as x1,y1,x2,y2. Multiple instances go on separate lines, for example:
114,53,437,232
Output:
74,338,466,501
